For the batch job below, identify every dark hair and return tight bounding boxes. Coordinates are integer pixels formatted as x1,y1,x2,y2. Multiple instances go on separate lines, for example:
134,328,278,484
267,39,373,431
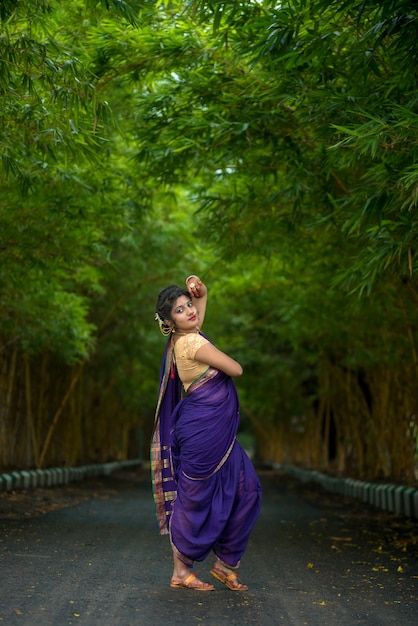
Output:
156,285,190,324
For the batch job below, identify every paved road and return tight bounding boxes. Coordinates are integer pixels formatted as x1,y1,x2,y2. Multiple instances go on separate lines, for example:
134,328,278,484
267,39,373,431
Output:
0,467,417,625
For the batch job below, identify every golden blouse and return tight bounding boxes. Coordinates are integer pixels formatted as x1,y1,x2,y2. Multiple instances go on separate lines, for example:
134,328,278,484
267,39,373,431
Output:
174,333,210,391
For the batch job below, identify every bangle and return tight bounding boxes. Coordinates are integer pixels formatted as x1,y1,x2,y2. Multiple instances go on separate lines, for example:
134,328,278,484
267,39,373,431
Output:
185,275,198,284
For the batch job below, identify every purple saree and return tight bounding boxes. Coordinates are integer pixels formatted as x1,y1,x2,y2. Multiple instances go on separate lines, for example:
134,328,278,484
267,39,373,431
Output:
151,337,261,569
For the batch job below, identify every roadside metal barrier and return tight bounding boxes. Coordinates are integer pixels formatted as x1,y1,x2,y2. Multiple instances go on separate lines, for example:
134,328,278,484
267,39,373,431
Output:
281,464,418,520
0,459,141,493
2,460,417,520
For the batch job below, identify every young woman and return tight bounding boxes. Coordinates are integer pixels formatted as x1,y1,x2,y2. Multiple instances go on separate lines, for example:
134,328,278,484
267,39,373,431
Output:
151,275,261,591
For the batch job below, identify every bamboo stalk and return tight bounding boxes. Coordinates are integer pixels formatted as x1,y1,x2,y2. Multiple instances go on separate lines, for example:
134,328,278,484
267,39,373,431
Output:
6,347,18,420
38,364,84,469
37,353,49,453
1,347,19,469
398,288,418,382
24,355,39,467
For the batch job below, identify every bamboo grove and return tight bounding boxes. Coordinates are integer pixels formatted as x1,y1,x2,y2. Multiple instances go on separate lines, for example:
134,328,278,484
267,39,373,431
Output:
1,0,418,484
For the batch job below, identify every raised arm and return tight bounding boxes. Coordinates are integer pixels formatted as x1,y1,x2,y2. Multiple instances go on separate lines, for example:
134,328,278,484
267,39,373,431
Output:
185,274,242,378
185,275,208,329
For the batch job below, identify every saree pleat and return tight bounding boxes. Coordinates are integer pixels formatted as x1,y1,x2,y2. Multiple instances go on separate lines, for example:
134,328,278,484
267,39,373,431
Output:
151,337,261,567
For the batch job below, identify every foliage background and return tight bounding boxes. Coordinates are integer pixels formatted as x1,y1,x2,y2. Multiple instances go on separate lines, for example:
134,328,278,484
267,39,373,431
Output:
1,0,418,483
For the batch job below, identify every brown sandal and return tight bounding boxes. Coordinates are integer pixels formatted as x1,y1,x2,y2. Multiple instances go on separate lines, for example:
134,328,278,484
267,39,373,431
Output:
170,572,214,591
210,566,248,591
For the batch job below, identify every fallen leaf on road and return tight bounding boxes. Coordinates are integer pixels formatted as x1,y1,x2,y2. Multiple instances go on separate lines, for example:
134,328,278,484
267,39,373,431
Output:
329,536,352,541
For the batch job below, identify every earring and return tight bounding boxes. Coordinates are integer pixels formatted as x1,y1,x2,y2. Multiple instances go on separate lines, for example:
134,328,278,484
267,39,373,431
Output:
154,313,173,337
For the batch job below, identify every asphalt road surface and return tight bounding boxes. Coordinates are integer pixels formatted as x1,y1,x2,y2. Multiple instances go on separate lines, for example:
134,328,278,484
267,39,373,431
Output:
0,467,417,625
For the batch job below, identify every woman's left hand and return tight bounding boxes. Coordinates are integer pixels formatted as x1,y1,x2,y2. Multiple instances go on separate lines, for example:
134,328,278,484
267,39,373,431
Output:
186,275,205,298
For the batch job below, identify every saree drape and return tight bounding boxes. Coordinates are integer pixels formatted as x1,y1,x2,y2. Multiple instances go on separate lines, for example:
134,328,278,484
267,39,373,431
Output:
150,338,182,535
151,337,261,568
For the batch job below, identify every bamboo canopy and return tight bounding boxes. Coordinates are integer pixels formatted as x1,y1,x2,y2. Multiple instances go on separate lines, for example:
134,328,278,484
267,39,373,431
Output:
1,0,418,484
